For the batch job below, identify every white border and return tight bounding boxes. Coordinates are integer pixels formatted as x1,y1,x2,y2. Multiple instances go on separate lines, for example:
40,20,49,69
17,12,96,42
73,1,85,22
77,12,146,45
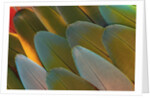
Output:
0,0,144,96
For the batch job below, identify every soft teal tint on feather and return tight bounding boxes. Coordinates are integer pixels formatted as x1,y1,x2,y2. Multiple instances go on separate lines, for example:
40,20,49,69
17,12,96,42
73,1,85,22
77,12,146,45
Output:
108,5,136,22
66,21,112,63
72,46,134,91
15,54,48,89
34,31,78,74
99,5,136,28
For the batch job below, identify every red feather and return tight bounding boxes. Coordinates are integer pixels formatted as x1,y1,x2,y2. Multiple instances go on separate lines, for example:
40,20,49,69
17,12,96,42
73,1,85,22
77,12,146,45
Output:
9,7,17,33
